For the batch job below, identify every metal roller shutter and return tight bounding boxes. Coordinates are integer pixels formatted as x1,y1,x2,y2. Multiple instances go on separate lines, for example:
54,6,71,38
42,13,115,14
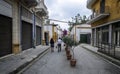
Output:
22,21,32,50
0,15,12,57
36,26,41,46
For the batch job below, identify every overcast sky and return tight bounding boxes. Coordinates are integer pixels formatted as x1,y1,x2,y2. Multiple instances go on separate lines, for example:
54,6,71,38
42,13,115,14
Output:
44,0,91,30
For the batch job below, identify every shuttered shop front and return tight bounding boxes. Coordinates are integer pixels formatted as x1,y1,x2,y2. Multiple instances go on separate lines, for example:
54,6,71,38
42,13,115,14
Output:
0,15,12,57
22,21,32,50
36,26,41,46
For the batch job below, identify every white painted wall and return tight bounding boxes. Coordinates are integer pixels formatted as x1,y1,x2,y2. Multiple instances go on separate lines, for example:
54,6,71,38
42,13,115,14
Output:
44,25,52,40
54,27,57,33
76,28,80,42
71,27,75,35
58,30,62,38
71,24,92,42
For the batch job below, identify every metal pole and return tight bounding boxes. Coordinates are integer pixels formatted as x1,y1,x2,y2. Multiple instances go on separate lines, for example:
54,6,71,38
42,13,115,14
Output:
32,11,36,48
19,3,22,51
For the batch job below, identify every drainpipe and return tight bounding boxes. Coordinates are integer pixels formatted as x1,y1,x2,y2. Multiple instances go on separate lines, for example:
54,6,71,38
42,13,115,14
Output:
19,2,22,51
32,10,36,48
41,17,45,45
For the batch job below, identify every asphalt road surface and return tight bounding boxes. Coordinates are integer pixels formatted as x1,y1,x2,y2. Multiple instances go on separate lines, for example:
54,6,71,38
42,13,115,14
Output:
22,46,120,74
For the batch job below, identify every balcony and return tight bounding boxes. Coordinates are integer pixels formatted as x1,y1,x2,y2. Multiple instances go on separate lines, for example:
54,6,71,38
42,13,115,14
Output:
21,0,38,8
35,0,48,16
87,6,110,24
87,0,97,9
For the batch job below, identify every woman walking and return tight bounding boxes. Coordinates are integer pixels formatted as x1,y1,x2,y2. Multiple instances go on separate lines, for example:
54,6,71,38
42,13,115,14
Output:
50,38,54,52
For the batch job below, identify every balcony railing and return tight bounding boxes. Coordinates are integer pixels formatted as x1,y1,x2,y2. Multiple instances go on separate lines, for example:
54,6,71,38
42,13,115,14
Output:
97,41,120,60
87,6,110,24
87,0,97,9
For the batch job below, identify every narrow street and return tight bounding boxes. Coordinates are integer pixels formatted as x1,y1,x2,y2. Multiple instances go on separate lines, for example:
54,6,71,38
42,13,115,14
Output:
22,45,120,74
1,0,120,74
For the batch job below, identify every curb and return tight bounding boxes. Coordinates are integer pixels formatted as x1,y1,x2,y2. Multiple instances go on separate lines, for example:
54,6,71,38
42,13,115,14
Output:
9,47,50,74
81,46,120,67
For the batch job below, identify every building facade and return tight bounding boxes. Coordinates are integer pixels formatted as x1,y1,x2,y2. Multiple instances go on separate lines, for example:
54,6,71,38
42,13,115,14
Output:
43,23,58,45
71,24,91,44
87,0,120,59
87,0,120,47
0,0,48,57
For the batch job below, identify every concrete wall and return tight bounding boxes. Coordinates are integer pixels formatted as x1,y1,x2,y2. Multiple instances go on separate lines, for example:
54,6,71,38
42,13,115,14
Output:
0,0,12,17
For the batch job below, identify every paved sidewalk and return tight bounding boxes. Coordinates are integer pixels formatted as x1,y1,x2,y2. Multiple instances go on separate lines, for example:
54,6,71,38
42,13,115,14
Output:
80,44,120,66
0,45,50,74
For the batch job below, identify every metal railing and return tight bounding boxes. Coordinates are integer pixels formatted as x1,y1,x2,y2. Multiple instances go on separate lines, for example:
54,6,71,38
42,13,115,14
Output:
88,6,110,20
97,41,120,60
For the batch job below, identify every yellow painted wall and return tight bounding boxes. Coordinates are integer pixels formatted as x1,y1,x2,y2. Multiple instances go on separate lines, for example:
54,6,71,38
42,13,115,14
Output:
91,0,120,27
52,25,57,42
52,25,54,38
92,0,100,12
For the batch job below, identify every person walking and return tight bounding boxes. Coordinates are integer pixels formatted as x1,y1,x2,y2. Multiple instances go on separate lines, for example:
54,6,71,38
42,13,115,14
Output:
50,38,54,52
57,38,62,52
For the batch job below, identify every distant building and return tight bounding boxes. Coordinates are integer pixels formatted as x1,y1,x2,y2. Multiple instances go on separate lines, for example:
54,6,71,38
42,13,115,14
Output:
71,24,91,44
43,23,58,45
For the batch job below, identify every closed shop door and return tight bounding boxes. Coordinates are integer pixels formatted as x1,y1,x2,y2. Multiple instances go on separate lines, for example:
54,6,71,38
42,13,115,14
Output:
80,34,87,43
22,21,32,50
44,32,49,45
36,26,41,46
0,15,12,57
